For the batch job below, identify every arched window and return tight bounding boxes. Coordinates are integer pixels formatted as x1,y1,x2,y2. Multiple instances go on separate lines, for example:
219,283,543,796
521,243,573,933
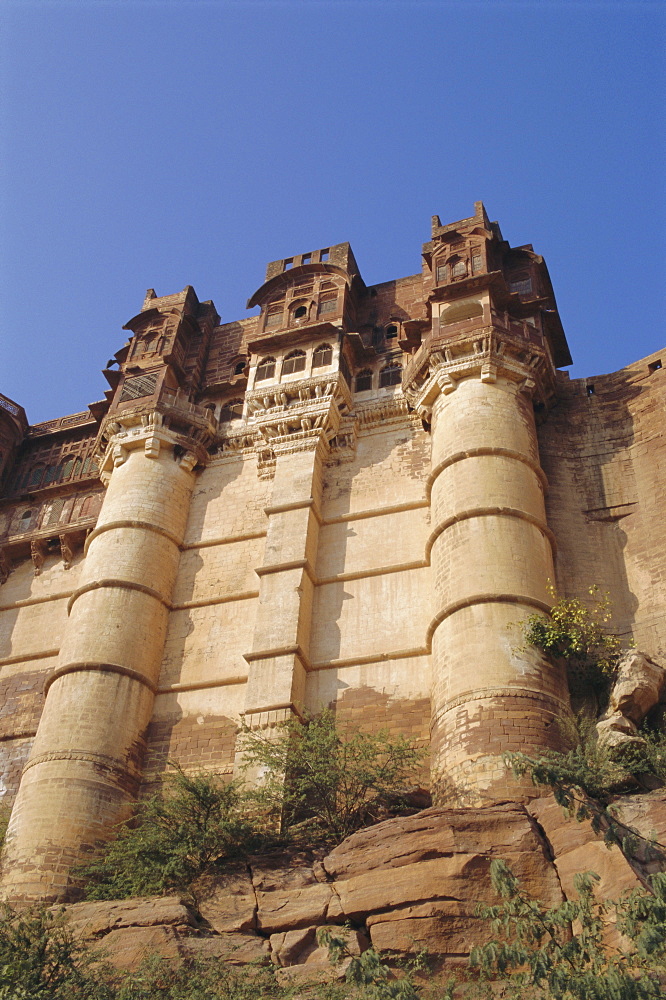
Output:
256,357,276,382
219,399,244,422
292,304,308,321
385,324,399,340
379,363,402,388
265,304,283,328
312,343,333,368
281,350,306,376
234,359,246,375
44,464,61,485
355,369,373,392
451,257,467,278
318,292,337,316
61,457,75,480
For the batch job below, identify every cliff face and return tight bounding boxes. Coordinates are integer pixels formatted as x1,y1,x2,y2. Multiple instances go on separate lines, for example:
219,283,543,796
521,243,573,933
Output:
56,791,666,978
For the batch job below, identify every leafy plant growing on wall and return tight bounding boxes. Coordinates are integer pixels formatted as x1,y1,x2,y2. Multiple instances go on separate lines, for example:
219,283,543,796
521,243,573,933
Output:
240,709,427,844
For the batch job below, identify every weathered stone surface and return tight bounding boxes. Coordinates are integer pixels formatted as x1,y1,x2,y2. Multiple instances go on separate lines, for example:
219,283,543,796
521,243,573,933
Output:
270,926,317,966
95,925,186,971
367,900,479,955
61,895,198,939
323,804,540,880
608,790,666,877
256,882,336,933
180,932,270,965
332,850,561,922
195,868,256,934
607,650,665,723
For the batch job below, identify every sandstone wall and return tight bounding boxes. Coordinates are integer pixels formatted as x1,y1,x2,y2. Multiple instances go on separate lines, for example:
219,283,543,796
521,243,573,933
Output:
539,351,665,663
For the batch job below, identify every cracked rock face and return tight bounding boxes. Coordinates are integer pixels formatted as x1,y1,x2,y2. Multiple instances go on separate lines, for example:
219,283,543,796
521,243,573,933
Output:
56,791,666,973
597,649,665,749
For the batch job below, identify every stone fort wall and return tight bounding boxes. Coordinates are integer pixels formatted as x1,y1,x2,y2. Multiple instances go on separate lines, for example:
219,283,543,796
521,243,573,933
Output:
0,203,664,900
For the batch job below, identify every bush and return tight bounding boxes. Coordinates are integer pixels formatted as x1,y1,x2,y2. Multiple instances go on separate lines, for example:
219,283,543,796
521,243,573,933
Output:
240,709,426,844
0,903,110,999
470,860,665,1000
79,766,265,900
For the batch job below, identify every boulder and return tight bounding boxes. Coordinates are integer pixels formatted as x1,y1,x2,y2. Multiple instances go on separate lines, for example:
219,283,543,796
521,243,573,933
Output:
323,803,541,880
60,895,198,939
607,650,665,723
195,868,257,934
256,882,338,933
180,932,270,965
93,924,186,970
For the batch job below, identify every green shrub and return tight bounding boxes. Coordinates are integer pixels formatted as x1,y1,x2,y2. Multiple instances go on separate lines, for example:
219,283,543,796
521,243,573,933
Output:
0,903,110,999
470,860,665,1000
240,709,426,844
79,766,265,900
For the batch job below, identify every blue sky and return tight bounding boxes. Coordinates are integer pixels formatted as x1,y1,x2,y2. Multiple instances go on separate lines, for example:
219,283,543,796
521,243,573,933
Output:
1,0,664,424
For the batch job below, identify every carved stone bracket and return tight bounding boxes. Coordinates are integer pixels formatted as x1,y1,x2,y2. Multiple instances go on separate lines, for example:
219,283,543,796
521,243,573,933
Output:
0,547,11,585
402,324,557,419
245,371,352,474
96,398,216,485
59,534,74,570
31,539,47,576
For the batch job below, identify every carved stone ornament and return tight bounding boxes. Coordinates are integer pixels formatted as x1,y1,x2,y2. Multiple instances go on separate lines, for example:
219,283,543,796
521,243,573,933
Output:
0,547,11,585
31,539,47,576
59,533,74,570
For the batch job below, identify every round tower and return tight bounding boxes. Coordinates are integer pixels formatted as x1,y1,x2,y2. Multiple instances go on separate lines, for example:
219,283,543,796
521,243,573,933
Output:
404,205,571,803
1,403,213,901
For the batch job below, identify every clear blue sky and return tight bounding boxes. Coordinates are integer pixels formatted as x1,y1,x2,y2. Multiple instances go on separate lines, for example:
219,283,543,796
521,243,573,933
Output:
1,0,664,424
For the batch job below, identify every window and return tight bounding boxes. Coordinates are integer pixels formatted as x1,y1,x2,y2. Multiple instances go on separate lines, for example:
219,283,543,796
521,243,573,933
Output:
44,464,61,485
302,253,311,265
386,324,398,340
436,263,447,283
220,398,244,421
18,509,33,532
318,293,337,316
256,357,276,382
355,369,373,392
380,363,402,388
648,359,662,373
451,259,467,278
320,249,330,261
472,254,483,273
234,359,246,375
284,258,294,270
312,343,333,368
119,372,158,402
28,465,45,489
510,277,533,296
293,305,308,320
281,350,306,375
61,457,75,480
265,306,283,328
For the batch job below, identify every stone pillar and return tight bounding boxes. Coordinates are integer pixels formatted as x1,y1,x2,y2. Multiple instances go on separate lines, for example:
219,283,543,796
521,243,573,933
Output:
409,342,569,804
1,409,208,902
237,372,347,777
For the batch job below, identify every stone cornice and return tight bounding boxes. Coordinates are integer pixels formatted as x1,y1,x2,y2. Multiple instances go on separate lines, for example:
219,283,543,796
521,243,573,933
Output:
402,325,557,418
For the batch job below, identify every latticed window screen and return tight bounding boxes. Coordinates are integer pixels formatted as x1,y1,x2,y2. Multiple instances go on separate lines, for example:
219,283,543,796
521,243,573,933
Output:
119,373,158,402
265,307,283,328
44,498,65,527
318,294,337,316
510,277,533,296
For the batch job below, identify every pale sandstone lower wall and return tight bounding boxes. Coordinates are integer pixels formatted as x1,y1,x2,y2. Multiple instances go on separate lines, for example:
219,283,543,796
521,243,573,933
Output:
0,555,86,804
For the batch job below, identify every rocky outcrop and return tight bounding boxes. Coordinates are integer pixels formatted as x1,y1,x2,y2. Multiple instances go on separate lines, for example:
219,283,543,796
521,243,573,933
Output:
58,793,666,976
596,650,665,751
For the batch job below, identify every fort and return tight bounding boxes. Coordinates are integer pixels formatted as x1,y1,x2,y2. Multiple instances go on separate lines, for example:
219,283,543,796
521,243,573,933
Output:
0,202,664,903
